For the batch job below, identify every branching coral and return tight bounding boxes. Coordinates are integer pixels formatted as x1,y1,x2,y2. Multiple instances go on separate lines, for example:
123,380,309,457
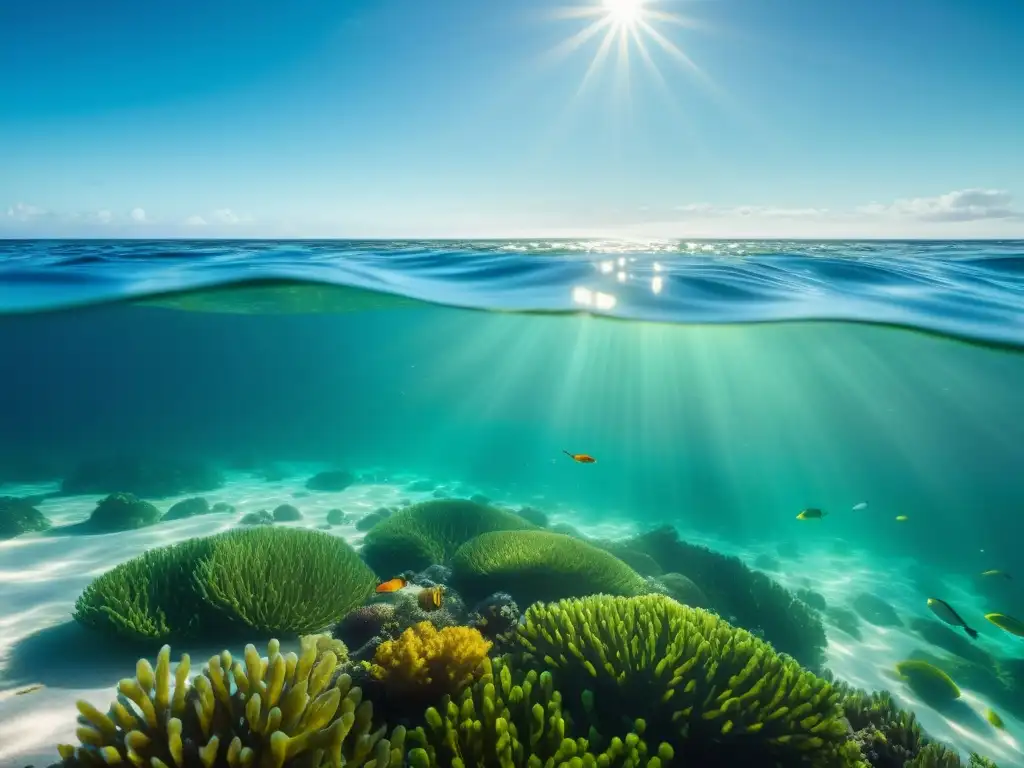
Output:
370,621,491,700
360,499,536,576
194,527,377,636
450,530,649,606
516,594,864,768
405,655,673,767
54,636,405,768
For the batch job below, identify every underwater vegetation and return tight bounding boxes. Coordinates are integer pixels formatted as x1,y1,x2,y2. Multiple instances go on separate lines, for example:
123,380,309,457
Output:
42,593,1000,768
73,527,376,642
359,499,536,576
84,492,163,533
619,525,828,670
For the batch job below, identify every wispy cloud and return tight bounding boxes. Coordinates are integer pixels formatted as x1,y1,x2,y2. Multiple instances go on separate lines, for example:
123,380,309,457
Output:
857,189,1020,222
130,207,147,222
6,202,47,221
674,203,828,218
184,215,208,226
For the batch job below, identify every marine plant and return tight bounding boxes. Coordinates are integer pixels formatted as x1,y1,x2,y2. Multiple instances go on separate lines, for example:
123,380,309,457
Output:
450,530,649,606
515,594,864,768
360,499,536,576
405,655,672,768
625,525,828,670
193,527,377,636
52,636,408,768
370,621,492,703
86,492,162,532
74,527,377,642
0,495,50,539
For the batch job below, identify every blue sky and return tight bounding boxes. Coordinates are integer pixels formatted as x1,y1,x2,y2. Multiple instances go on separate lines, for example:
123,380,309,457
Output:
2,0,1023,238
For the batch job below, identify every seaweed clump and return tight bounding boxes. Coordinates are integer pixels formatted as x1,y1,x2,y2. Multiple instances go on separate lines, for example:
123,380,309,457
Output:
450,530,649,606
624,525,828,670
74,527,377,642
0,495,50,539
515,594,864,768
360,499,536,576
86,493,162,533
53,636,408,768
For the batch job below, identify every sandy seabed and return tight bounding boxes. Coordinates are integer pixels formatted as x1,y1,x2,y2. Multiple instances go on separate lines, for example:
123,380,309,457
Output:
0,469,1020,768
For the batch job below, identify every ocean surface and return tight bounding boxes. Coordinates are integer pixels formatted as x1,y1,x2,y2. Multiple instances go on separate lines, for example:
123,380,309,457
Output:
1,238,1024,768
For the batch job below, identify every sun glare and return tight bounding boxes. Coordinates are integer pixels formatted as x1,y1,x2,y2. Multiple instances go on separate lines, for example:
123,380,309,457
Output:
603,0,644,26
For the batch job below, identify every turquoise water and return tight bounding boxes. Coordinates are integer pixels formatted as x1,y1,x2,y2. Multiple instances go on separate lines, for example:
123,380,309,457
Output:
1,239,1023,768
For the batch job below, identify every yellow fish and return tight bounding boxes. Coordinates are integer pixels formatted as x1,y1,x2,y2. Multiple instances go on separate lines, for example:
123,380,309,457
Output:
417,585,445,612
796,508,826,520
987,708,1005,730
895,515,909,522
985,613,1024,638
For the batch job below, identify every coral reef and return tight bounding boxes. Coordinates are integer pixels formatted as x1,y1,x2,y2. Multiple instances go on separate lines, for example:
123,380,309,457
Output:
52,637,407,768
0,495,50,539
194,527,377,636
450,530,649,606
406,655,669,768
161,496,210,522
306,470,355,492
272,503,303,521
86,493,162,533
624,525,828,670
60,455,223,498
334,603,402,660
75,527,376,642
514,594,862,767
360,499,536,576
467,592,521,646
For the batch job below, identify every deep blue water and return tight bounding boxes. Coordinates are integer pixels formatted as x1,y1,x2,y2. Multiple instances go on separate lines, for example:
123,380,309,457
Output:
2,239,1024,346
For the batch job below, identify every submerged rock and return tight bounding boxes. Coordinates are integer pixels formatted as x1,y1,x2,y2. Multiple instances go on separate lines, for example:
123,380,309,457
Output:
515,506,549,527
355,509,389,532
305,470,355,492
852,592,903,627
239,509,274,526
469,493,491,505
406,479,435,492
272,504,302,522
211,501,235,514
0,496,50,540
326,508,348,525
161,496,210,522
796,588,828,612
87,493,161,533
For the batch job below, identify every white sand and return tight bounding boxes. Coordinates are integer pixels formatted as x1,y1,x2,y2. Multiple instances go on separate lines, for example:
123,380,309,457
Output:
0,473,1019,767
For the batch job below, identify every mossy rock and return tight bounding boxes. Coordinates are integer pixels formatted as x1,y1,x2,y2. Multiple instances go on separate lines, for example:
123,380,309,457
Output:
87,493,162,532
360,499,537,576
239,509,273,526
305,469,355,491
0,496,50,539
450,530,648,606
272,503,302,521
161,496,210,522
326,508,348,525
73,527,377,642
356,509,390,532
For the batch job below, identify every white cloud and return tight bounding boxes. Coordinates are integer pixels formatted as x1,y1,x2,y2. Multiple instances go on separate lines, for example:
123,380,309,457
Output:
130,207,146,222
856,188,1019,222
211,208,239,224
185,215,208,226
95,210,113,224
6,202,46,221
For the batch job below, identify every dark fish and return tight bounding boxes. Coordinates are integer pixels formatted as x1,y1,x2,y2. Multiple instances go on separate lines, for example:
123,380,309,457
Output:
927,598,979,639
796,508,826,520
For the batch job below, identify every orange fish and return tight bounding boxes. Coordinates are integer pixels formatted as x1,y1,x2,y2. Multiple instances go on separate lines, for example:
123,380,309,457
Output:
375,578,408,594
563,450,596,464
418,585,445,612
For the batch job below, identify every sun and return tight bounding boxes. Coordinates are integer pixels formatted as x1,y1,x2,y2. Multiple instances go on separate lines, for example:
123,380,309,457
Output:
603,0,645,26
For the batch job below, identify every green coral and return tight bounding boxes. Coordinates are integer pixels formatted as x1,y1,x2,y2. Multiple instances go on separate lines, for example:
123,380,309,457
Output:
406,655,671,767
74,527,376,642
53,636,406,768
195,527,376,636
515,594,863,768
624,526,828,670
450,531,649,606
360,499,536,576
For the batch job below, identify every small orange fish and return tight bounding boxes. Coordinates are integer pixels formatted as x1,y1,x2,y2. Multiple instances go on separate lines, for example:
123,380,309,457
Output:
375,578,408,594
563,450,596,464
418,585,445,612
